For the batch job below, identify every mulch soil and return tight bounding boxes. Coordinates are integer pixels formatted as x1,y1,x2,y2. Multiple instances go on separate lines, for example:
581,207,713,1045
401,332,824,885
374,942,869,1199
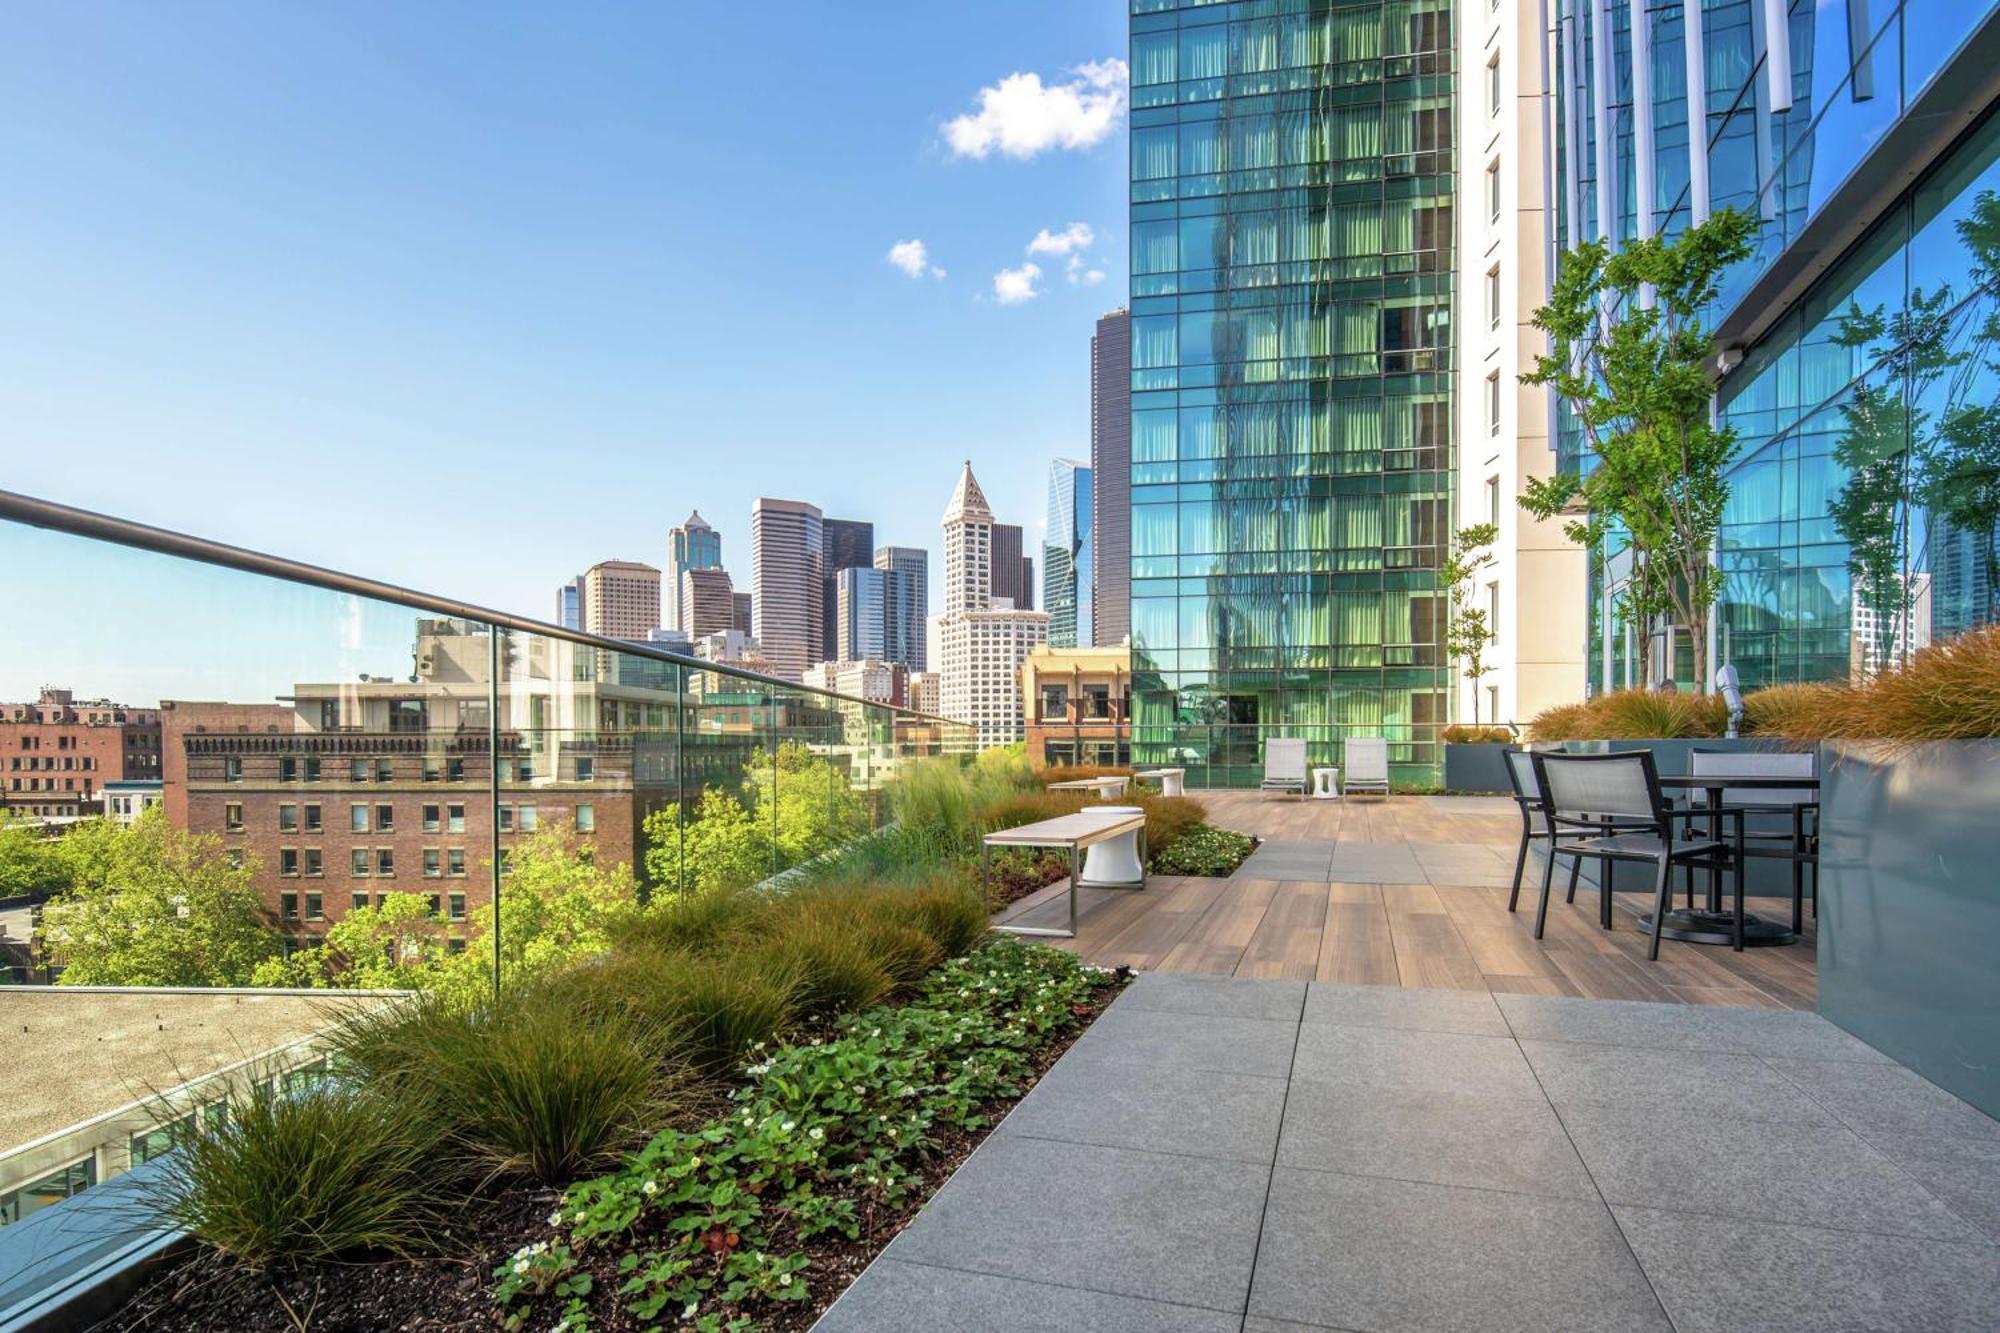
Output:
94,973,1128,1333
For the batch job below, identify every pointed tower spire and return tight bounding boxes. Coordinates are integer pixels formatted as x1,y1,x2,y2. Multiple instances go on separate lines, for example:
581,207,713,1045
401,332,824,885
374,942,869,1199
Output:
942,459,993,524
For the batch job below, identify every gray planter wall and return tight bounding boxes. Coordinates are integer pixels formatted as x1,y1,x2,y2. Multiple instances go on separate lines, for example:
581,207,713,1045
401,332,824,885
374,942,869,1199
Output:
1818,739,2000,1121
1546,738,1816,898
1442,743,1512,794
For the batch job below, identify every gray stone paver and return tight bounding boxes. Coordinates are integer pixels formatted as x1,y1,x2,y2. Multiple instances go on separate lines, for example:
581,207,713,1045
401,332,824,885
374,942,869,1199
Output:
813,971,2000,1332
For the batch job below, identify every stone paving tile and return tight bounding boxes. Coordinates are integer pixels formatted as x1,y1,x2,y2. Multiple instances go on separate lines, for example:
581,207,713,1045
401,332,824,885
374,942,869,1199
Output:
814,1260,1242,1333
1326,845,1425,881
1278,1082,1597,1199
1243,1320,1366,1333
1066,1002,1299,1078
1118,970,1306,1021
1303,981,1508,1035
1295,1023,1547,1103
1698,1006,1892,1062
1496,992,1739,1051
883,1135,1267,1313
1613,1202,2000,1333
1520,1040,1838,1126
1562,1111,1979,1241
999,1054,1287,1164
1863,1131,2000,1245
1763,1056,2000,1141
1249,1170,1671,1333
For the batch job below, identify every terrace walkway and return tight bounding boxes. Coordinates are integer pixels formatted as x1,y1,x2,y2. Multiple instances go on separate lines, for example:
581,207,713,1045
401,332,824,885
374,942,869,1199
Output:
816,973,2000,1332
994,793,1818,1009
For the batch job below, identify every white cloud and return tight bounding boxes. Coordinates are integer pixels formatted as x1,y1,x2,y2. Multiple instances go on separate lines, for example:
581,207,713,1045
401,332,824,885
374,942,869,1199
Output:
943,59,1128,161
886,238,945,280
1080,268,1106,285
1027,222,1096,256
992,262,1042,305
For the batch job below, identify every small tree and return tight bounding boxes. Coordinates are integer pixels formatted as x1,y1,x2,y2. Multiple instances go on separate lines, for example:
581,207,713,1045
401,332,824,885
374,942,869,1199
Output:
1442,522,1498,724
1520,207,1759,692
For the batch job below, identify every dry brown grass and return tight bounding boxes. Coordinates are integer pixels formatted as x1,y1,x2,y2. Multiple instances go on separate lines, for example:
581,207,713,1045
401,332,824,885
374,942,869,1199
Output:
1440,725,1514,743
1526,690,1727,741
1739,682,1851,740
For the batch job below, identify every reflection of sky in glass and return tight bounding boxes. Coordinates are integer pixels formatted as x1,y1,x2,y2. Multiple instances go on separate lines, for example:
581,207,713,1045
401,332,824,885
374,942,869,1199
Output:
0,521,460,706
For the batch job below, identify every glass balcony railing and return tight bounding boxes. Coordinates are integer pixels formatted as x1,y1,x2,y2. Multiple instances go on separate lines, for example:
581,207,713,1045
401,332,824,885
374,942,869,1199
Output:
0,488,973,1231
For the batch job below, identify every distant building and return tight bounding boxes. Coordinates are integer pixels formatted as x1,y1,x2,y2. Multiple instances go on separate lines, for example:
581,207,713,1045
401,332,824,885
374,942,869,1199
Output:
833,566,890,662
802,659,906,707
751,497,825,681
874,546,929,671
937,464,1050,746
732,591,753,635
906,671,941,717
680,566,738,638
1851,573,1934,678
1043,458,1093,648
1021,643,1131,770
646,628,693,654
555,576,586,631
582,560,662,642
1091,308,1131,647
1,688,162,821
694,628,766,669
820,518,875,668
102,779,163,825
665,511,723,634
991,523,1031,611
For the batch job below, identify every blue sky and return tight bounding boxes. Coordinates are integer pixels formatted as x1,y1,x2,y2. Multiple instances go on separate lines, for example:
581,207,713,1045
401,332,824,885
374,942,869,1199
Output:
0,1,1128,698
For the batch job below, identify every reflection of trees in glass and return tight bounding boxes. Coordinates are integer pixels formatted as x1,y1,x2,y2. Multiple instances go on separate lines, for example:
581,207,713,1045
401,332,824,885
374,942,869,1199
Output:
1829,190,2000,670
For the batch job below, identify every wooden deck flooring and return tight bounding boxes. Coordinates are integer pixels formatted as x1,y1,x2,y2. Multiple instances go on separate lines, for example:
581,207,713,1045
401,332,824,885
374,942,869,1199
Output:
995,791,1818,1010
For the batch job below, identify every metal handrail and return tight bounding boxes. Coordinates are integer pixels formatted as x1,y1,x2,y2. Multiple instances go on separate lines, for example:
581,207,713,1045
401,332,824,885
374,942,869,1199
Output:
0,488,968,731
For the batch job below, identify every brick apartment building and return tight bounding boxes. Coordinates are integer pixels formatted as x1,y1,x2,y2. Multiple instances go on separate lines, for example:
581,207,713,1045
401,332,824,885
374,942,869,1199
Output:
1,688,162,821
160,622,683,945
1020,644,1131,770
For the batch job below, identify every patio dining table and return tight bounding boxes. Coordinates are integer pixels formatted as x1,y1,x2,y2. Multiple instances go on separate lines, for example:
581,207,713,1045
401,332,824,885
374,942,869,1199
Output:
1649,773,1819,949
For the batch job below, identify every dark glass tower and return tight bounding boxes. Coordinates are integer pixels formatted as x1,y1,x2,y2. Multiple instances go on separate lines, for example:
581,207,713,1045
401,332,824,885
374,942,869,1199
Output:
1092,307,1133,647
1127,0,1457,785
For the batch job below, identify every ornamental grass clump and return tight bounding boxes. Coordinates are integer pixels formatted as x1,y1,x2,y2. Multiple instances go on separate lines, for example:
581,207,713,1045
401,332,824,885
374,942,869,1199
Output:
751,915,896,1021
638,953,797,1075
1818,623,2000,743
149,1075,447,1267
1740,682,1852,740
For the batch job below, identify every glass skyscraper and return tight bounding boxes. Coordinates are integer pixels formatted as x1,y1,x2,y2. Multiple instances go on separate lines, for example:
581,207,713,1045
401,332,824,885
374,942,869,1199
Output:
1553,0,2000,690
1127,0,1457,785
1044,458,1093,648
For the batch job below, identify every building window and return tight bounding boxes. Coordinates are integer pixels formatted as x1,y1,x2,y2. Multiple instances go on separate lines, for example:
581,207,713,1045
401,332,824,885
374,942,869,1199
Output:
575,803,594,833
423,848,441,878
304,756,321,782
498,805,514,833
349,805,368,833
447,758,465,782
305,892,324,922
278,803,298,833
423,803,440,832
449,892,466,921
423,759,441,783
280,848,299,877
1485,159,1501,224
301,848,323,877
223,756,242,783
1039,685,1069,720
575,756,594,782
376,848,395,877
224,802,243,833
1486,373,1502,436
279,756,298,783
518,805,538,832
280,892,299,921
447,803,465,834
375,758,393,782
352,892,369,912
447,849,466,877
1487,582,1501,642
351,848,370,877
427,894,442,916
1486,266,1502,332
304,803,322,833
1487,53,1501,118
226,848,246,869
349,759,368,783
1485,475,1502,527
375,803,394,833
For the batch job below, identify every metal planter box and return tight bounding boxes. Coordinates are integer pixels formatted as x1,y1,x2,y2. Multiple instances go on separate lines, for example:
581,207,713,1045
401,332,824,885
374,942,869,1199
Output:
1442,743,1513,794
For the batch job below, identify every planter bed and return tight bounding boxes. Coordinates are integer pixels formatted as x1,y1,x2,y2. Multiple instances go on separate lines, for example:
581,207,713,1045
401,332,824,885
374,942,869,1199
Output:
95,940,1125,1333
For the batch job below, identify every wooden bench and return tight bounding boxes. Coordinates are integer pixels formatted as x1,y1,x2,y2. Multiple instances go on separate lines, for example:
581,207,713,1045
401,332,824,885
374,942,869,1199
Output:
1047,776,1130,800
985,809,1149,939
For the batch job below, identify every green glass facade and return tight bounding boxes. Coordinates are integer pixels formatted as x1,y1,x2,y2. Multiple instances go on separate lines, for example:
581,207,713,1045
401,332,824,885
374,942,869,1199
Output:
1126,0,1456,786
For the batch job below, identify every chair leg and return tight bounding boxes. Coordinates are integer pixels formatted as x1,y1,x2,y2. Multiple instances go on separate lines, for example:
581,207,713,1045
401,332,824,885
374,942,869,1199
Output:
1599,858,1613,930
1683,863,1695,911
1791,852,1804,935
1565,853,1581,904
1534,844,1558,939
1734,856,1747,952
1647,857,1673,961
1508,827,1530,913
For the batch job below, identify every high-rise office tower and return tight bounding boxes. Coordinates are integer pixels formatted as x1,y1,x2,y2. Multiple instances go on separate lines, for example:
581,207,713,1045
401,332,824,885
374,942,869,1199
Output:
555,575,586,631
1044,458,1093,648
875,545,928,670
582,560,662,641
665,511,723,633
1091,307,1132,646
751,497,824,680
833,566,889,662
680,566,737,638
990,524,1029,610
1128,0,1456,783
938,462,1048,746
732,591,753,635
820,518,875,662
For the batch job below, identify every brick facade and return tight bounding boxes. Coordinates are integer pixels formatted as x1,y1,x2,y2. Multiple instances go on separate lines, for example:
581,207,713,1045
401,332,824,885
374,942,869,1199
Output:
1,688,162,820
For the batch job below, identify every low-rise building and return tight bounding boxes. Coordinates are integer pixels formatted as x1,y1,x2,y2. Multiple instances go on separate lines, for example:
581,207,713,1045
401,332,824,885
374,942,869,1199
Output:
1020,643,1131,770
1,689,162,822
803,660,906,707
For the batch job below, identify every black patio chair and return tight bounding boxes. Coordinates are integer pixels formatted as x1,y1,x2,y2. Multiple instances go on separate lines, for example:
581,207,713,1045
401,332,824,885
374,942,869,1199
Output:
1529,749,1746,958
1687,748,1818,933
1502,747,1556,912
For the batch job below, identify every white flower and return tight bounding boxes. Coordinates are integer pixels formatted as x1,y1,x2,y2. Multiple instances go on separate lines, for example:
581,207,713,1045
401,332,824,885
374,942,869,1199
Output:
642,1179,659,1197
572,1209,586,1223
512,1258,530,1275
690,1155,702,1168
683,1301,699,1320
547,1208,563,1227
779,1273,794,1287
781,1119,796,1133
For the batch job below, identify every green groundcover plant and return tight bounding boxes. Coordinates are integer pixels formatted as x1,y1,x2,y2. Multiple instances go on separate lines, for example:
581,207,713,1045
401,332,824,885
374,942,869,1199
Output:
492,939,1113,1332
1149,825,1257,878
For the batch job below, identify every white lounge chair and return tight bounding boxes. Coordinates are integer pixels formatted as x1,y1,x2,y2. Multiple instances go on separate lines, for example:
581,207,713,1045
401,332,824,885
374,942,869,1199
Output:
1343,737,1391,798
1260,738,1308,799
